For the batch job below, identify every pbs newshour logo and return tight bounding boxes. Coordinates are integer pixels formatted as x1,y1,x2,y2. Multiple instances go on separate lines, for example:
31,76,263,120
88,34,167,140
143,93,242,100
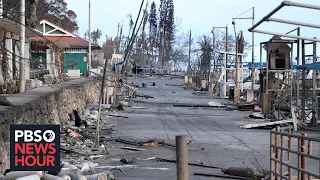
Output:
10,125,60,171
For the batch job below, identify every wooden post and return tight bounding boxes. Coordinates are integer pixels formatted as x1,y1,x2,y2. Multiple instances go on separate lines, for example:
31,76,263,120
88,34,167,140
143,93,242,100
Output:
280,135,284,177
270,130,276,180
301,132,307,180
308,140,313,180
96,59,108,147
176,135,188,180
275,126,281,180
298,137,302,179
288,129,292,179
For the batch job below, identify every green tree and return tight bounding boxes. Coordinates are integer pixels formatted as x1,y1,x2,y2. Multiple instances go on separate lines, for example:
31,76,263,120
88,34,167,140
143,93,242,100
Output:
158,0,175,67
198,35,213,77
148,1,158,65
92,29,103,45
3,0,78,32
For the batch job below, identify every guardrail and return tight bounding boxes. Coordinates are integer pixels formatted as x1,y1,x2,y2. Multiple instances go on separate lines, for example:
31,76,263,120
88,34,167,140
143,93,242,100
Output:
270,126,320,180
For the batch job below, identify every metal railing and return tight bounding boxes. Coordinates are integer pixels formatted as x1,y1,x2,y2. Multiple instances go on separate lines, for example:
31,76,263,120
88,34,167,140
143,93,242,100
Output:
270,126,320,180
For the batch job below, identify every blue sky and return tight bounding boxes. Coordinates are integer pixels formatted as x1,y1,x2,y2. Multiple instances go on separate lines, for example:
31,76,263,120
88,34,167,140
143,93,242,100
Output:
65,0,320,63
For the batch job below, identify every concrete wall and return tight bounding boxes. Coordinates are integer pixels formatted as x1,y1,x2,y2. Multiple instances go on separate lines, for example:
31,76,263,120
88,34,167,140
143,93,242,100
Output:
0,78,101,174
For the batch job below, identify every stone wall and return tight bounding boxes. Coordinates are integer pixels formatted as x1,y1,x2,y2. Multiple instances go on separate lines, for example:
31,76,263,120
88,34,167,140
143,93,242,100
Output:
0,78,101,173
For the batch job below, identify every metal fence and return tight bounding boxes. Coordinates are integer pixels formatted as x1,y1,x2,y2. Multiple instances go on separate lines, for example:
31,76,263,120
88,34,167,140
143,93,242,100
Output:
270,127,320,180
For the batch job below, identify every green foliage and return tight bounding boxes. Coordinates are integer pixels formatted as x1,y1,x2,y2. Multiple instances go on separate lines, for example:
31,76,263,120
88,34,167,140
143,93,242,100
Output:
159,0,175,65
3,0,78,32
198,35,213,77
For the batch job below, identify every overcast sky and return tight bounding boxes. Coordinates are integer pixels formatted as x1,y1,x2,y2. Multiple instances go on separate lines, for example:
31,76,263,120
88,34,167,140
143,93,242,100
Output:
65,0,320,63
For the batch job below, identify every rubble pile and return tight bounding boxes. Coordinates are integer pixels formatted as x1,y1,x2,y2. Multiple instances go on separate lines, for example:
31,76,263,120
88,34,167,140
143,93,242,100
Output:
60,108,117,162
4,162,115,180
1,107,117,180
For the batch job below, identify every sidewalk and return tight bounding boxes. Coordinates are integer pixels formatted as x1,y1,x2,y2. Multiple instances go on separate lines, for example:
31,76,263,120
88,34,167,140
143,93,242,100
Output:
0,77,96,112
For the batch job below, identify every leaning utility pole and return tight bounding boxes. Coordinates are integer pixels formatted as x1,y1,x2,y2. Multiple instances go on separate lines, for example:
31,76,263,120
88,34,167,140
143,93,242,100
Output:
188,30,191,76
88,0,92,76
0,0,3,18
251,7,255,90
96,59,108,147
19,0,26,93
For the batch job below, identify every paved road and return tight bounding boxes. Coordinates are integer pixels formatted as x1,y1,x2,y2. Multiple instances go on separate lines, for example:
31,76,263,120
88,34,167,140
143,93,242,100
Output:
100,77,318,179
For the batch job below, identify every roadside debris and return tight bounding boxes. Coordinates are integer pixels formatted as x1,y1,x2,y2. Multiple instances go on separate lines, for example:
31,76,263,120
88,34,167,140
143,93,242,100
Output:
222,167,253,178
165,84,184,86
132,106,148,109
208,101,224,107
73,110,88,127
114,138,176,148
156,158,223,169
119,101,131,107
121,146,146,151
120,158,133,164
193,172,251,180
96,165,168,171
241,119,296,129
173,104,225,108
141,83,147,88
105,114,129,118
238,103,256,111
67,129,81,138
4,165,114,180
249,112,265,119
0,96,14,106
192,91,209,96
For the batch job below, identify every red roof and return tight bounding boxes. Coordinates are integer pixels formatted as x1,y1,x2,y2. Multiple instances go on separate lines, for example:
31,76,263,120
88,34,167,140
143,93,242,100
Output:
31,36,92,48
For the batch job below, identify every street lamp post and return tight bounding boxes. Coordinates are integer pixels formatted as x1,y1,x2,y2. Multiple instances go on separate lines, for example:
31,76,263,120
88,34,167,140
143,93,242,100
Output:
88,0,92,77
19,0,26,93
233,7,255,91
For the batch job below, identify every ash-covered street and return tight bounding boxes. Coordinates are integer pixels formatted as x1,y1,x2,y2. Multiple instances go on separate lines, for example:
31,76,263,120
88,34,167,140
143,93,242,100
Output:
100,76,271,180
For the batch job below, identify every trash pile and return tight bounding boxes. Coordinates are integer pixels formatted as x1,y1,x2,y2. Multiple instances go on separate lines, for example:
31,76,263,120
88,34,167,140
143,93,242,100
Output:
61,108,113,159
2,107,118,180
4,161,115,180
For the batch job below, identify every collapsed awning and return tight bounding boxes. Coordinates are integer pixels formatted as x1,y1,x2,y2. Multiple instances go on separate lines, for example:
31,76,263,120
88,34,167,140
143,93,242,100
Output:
297,62,320,70
0,18,39,37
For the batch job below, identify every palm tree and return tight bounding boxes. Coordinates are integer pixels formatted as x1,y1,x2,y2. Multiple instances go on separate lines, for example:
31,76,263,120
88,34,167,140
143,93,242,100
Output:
126,13,134,38
91,29,102,45
198,35,213,78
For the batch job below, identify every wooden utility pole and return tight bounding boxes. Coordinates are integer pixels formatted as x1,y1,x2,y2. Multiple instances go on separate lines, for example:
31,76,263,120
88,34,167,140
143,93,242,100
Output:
142,4,148,67
232,7,255,90
0,0,3,18
96,59,108,147
176,135,188,180
88,0,92,77
251,7,255,90
226,26,228,65
19,0,26,93
188,30,191,76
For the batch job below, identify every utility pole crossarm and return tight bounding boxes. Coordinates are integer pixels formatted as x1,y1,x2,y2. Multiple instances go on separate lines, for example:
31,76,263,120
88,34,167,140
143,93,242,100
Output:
233,17,253,20
232,6,255,90
212,26,228,29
